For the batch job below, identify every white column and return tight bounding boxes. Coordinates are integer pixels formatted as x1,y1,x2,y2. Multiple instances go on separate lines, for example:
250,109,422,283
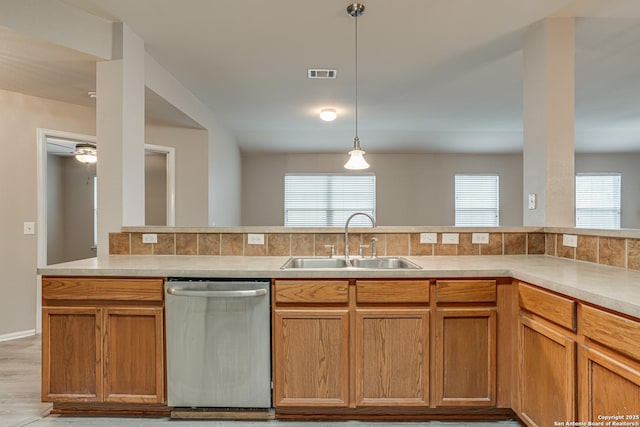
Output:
96,23,145,256
523,18,575,227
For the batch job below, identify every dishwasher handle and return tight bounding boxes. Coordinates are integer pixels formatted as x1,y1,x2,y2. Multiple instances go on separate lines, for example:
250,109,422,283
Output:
166,287,267,298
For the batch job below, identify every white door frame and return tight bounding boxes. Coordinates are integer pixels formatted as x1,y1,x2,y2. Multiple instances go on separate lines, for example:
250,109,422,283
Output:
145,144,176,226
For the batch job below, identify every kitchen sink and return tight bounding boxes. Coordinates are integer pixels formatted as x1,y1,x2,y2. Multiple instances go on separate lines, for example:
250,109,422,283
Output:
281,257,349,269
280,256,421,270
350,257,421,269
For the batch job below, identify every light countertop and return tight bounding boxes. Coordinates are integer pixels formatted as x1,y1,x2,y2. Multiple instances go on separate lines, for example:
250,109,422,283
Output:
39,254,640,318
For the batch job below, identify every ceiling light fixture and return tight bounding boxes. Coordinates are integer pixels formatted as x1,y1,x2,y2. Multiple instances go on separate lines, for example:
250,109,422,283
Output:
320,108,337,122
344,2,369,170
74,143,97,164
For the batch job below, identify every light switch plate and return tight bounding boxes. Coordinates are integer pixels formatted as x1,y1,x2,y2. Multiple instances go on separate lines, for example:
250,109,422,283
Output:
472,233,489,244
442,233,459,244
563,234,578,248
23,222,35,235
248,233,265,245
419,232,437,244
142,233,157,244
528,193,537,210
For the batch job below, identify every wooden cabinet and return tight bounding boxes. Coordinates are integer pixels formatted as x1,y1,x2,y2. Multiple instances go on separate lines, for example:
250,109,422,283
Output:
103,307,164,403
272,280,350,407
517,283,576,427
42,277,165,406
42,307,102,402
579,304,640,420
434,280,497,407
273,309,350,406
355,309,429,406
354,280,430,406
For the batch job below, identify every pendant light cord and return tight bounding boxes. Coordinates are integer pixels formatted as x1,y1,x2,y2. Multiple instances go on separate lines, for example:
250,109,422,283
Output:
354,10,359,144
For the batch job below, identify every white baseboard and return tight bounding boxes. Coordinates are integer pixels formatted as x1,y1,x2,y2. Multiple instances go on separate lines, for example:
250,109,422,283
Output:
0,329,36,342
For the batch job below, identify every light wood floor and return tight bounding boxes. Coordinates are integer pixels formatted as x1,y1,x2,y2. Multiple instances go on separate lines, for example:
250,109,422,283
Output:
1,335,522,427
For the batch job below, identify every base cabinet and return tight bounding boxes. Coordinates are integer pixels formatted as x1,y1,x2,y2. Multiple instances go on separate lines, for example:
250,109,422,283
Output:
355,309,429,406
272,309,350,406
580,345,640,420
42,277,166,406
518,314,576,427
42,307,102,402
103,307,165,403
434,308,496,407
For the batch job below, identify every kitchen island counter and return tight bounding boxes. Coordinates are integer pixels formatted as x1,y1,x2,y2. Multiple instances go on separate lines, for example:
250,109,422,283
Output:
39,254,640,318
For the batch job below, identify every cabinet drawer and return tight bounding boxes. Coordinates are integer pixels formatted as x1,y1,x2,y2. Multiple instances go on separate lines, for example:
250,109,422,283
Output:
519,283,575,331
42,277,164,302
436,280,496,303
356,280,429,304
275,280,349,304
581,304,640,362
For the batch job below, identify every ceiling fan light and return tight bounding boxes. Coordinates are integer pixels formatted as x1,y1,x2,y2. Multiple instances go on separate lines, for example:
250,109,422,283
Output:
344,148,369,170
319,108,337,121
74,144,97,164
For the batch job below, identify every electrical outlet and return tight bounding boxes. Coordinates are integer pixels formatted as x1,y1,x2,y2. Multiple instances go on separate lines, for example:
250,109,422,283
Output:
142,233,157,244
23,222,35,235
419,232,437,244
563,234,578,248
442,233,459,244
472,233,489,244
248,233,265,245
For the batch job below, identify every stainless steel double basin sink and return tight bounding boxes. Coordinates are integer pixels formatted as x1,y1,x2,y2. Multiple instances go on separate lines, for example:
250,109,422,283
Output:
281,256,421,270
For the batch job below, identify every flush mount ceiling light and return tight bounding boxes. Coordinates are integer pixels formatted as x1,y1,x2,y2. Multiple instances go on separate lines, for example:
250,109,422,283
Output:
320,108,337,122
74,143,97,164
344,2,370,170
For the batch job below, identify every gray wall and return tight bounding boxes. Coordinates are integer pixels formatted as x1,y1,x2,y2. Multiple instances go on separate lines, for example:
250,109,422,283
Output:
146,123,209,226
46,155,96,264
241,152,640,228
241,153,524,226
576,153,640,229
145,152,167,226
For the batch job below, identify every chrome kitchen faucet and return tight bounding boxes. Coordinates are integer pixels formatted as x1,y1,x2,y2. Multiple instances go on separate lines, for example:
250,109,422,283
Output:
344,212,376,261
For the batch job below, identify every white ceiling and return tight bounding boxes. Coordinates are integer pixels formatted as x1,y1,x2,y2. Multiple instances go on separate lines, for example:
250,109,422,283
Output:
4,0,640,154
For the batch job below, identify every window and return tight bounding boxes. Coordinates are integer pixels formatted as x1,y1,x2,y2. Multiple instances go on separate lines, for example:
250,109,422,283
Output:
455,174,500,226
575,173,621,229
284,174,376,227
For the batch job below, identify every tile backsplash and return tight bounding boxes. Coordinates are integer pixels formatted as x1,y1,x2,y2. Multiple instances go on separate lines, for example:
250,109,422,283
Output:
109,229,640,272
110,228,640,273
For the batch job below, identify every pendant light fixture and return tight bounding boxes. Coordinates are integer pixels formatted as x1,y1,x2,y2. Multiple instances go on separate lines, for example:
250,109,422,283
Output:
344,2,370,170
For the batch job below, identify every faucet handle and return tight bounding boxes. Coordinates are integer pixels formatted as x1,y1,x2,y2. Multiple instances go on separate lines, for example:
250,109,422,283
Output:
324,244,335,258
358,244,370,257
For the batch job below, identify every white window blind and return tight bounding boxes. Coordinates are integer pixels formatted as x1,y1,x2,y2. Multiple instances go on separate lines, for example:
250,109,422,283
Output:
284,174,376,227
576,173,621,229
455,174,500,226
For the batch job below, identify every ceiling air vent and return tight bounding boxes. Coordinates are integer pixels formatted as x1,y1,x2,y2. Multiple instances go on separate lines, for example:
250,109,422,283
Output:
308,69,337,79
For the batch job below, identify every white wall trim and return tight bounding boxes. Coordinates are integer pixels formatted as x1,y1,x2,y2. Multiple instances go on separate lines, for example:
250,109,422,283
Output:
145,144,176,226
36,128,96,334
0,329,36,343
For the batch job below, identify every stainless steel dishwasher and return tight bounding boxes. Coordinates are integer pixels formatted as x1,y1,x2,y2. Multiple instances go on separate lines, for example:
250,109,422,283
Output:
164,278,271,408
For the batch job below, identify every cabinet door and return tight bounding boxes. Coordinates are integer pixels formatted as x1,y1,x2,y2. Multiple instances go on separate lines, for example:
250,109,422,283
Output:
42,307,102,402
273,309,349,407
518,314,575,427
434,308,496,407
355,309,429,406
579,345,640,421
103,307,165,403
